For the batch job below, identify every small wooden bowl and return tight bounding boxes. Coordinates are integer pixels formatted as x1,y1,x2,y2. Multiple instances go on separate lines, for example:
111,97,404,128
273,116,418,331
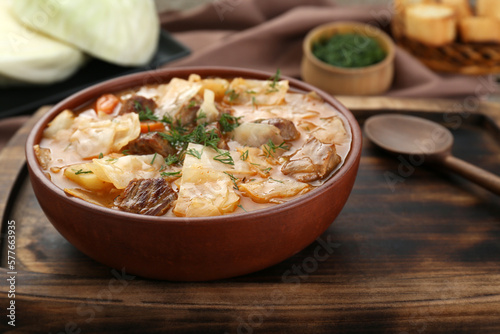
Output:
301,22,395,96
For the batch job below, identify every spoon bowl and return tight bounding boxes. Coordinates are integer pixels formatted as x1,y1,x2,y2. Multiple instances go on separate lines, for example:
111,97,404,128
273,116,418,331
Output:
364,114,500,195
364,114,453,157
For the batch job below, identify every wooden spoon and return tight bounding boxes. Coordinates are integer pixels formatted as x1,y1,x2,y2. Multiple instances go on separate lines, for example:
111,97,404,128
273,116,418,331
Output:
364,114,500,195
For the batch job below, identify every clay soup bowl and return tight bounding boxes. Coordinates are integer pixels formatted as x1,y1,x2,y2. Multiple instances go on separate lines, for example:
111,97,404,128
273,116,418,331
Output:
26,66,362,281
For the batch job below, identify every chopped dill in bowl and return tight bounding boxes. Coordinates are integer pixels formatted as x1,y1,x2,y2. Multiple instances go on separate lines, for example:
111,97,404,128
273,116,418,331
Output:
312,33,386,68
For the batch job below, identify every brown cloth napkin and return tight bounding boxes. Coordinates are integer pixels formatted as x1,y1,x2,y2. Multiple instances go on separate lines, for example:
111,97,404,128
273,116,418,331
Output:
160,0,497,98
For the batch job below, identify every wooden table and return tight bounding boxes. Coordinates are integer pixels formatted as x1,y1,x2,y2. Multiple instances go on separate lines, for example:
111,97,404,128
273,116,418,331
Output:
1,98,500,333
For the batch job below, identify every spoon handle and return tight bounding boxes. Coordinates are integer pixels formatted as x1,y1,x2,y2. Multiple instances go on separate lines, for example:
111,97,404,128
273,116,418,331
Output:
440,155,500,195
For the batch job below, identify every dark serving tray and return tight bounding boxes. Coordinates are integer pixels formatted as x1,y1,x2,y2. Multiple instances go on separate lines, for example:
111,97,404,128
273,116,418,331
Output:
0,29,190,119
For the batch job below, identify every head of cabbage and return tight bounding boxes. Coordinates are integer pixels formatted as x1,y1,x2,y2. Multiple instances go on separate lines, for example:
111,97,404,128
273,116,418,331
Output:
12,0,160,66
0,0,160,86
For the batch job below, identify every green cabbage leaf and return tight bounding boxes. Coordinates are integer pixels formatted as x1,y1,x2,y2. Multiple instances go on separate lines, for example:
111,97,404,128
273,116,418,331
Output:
0,0,86,86
12,0,160,66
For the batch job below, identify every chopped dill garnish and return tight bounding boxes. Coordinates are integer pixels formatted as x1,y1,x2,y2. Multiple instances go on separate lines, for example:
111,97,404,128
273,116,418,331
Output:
237,204,247,212
122,149,129,156
225,89,239,102
74,169,93,175
266,68,281,93
219,113,242,133
136,101,158,121
269,68,281,88
186,147,202,159
214,151,234,165
191,125,220,149
159,124,219,151
240,150,249,161
263,140,289,158
269,178,284,183
196,111,207,121
150,153,157,164
223,171,239,190
165,154,180,166
161,171,181,177
187,99,197,109
161,114,174,125
261,167,272,174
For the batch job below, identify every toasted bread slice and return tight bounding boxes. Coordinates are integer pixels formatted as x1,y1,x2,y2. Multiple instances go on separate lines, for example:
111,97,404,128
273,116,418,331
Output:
439,0,472,19
459,17,500,43
394,0,434,16
405,3,457,46
477,0,500,20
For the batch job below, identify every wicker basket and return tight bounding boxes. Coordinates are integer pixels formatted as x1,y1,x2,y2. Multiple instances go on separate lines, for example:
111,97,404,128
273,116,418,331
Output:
392,14,500,75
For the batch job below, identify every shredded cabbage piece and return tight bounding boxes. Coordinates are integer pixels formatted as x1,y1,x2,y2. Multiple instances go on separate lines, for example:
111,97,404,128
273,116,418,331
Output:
70,113,140,158
224,78,289,105
173,143,241,217
89,154,165,189
183,143,255,178
232,123,283,147
173,165,240,217
156,77,202,120
197,89,218,124
239,178,311,204
311,117,348,145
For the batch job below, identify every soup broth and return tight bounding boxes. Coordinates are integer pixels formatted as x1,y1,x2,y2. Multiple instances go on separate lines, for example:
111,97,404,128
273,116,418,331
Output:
35,74,351,217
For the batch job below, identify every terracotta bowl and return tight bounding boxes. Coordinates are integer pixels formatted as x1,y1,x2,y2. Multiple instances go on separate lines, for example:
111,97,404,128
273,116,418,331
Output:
25,67,362,281
301,21,395,96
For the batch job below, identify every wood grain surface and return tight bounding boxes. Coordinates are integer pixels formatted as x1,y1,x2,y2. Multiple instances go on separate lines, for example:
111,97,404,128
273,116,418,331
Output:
1,99,500,333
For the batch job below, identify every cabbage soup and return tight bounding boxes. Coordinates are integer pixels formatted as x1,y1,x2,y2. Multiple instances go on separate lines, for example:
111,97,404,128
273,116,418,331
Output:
34,73,352,217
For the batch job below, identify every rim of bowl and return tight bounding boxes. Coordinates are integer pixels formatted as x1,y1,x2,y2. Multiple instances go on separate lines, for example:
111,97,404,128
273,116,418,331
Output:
303,21,396,74
25,66,362,226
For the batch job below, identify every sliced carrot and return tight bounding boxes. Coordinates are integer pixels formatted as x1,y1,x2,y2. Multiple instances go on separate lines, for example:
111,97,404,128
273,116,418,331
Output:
96,94,120,114
140,122,165,133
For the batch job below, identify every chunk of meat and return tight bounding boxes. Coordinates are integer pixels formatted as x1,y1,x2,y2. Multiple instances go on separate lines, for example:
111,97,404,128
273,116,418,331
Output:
125,132,176,157
281,137,341,182
178,96,202,126
114,178,177,216
255,118,300,141
120,95,158,115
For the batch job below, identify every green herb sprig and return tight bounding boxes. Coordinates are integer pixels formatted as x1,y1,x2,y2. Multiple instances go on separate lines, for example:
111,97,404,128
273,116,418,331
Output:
161,171,181,177
135,101,159,121
74,169,93,175
263,140,289,158
214,151,234,165
223,171,239,190
219,113,242,133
